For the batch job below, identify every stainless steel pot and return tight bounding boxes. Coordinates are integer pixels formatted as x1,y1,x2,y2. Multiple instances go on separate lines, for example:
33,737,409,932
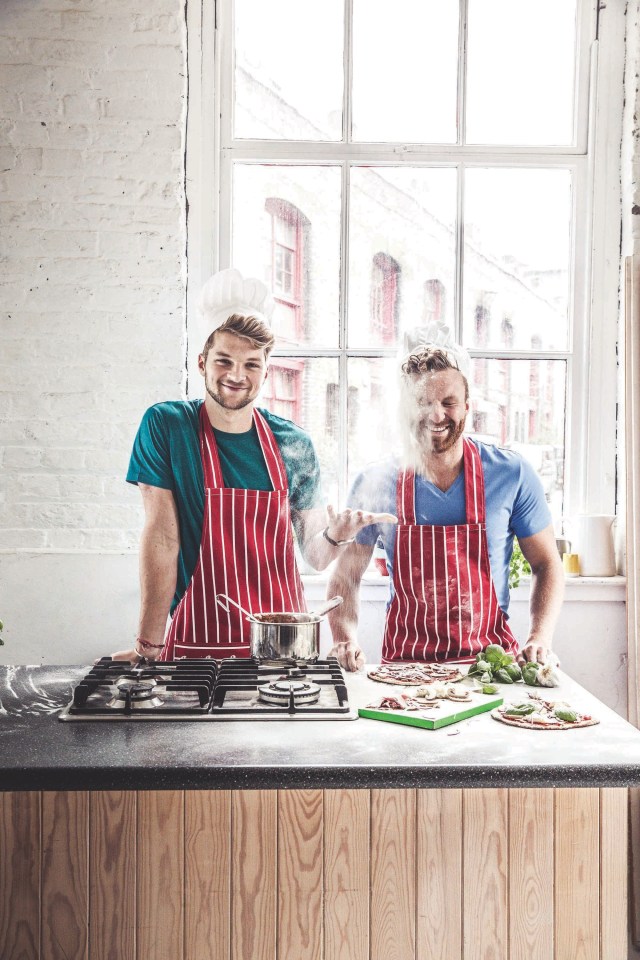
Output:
215,594,343,665
248,611,321,663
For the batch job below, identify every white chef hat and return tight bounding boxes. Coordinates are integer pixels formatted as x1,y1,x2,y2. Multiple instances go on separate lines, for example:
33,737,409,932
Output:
401,320,471,378
196,268,276,347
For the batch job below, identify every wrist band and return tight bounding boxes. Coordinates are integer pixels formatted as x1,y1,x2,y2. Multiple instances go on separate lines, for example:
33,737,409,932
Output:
135,637,165,651
322,526,356,547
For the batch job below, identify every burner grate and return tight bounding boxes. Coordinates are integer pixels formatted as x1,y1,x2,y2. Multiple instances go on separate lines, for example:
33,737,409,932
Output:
58,657,357,720
66,659,217,715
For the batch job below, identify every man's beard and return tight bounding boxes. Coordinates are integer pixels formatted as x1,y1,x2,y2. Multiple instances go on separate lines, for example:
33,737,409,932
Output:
205,380,254,411
419,416,466,453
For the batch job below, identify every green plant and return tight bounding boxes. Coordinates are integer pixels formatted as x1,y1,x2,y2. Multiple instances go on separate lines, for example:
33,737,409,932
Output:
0,619,4,645
508,538,531,589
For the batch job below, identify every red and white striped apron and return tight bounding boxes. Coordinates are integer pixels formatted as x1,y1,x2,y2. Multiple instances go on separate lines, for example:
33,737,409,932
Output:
161,404,306,660
382,437,518,663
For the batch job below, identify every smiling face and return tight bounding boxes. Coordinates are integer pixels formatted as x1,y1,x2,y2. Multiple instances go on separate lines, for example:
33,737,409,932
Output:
406,367,470,455
198,330,268,412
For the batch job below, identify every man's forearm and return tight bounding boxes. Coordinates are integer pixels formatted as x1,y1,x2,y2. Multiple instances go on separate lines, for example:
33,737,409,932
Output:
326,563,362,645
528,561,565,649
137,525,179,645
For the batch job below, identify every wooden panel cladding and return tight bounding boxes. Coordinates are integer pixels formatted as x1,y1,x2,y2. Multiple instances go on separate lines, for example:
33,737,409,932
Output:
508,788,554,960
185,790,231,960
0,787,629,960
417,789,463,960
89,791,136,960
600,789,628,959
278,790,323,960
137,791,185,960
41,791,89,960
323,789,369,960
371,789,416,960
463,788,509,960
232,789,277,960
556,788,600,960
0,791,40,960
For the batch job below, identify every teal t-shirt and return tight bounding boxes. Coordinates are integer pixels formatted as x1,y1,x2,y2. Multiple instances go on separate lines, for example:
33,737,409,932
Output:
126,400,322,611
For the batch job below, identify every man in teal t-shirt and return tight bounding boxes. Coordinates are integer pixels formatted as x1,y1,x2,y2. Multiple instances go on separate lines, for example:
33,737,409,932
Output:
126,399,323,617
113,268,395,665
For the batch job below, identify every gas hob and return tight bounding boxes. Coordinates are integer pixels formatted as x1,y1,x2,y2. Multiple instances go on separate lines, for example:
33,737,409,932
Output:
58,657,358,721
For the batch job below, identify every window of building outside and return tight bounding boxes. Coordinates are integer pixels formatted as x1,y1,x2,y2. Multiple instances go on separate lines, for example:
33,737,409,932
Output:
210,0,615,544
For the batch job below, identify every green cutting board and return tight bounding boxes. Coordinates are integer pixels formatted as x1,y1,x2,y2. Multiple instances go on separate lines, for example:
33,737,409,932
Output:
358,693,503,730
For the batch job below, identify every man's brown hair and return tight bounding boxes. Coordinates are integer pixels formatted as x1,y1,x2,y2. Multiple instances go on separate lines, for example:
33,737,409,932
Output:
202,313,276,361
401,346,469,401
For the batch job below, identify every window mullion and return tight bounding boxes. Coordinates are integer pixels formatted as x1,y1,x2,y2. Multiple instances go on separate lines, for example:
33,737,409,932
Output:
338,160,351,505
217,0,234,271
455,161,465,346
342,0,353,144
458,0,468,146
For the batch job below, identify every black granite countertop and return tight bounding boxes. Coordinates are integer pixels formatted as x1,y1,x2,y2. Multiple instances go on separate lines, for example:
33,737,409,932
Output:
2,664,640,791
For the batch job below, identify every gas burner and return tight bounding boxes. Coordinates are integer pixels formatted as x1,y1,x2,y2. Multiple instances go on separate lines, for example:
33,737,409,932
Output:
257,678,321,707
108,677,164,710
257,658,318,670
281,667,307,680
116,677,157,696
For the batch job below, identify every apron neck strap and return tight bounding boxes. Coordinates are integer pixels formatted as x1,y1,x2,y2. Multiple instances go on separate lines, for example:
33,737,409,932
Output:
462,437,485,524
198,404,289,491
395,437,486,524
396,469,417,524
253,408,288,491
199,403,225,487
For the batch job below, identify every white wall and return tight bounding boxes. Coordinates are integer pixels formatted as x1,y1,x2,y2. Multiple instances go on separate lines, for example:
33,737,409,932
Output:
0,0,187,553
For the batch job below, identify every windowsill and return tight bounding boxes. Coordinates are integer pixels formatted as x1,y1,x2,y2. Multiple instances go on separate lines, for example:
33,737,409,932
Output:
301,572,627,602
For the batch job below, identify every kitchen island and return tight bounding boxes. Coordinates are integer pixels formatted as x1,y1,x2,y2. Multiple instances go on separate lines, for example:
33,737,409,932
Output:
1,664,639,959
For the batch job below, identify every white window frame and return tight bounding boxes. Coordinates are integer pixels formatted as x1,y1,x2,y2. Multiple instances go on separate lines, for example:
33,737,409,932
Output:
184,0,624,519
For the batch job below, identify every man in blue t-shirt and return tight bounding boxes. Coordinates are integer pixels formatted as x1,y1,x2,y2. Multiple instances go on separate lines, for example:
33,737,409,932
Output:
113,268,393,663
326,342,564,670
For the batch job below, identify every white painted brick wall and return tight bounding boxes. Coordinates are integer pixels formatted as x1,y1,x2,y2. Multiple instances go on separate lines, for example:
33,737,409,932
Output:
0,0,187,553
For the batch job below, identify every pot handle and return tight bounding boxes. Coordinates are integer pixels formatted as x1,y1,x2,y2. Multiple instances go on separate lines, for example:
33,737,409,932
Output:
215,594,256,621
310,595,343,617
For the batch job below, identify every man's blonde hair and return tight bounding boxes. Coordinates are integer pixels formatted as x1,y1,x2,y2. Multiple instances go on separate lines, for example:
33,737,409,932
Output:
202,313,276,361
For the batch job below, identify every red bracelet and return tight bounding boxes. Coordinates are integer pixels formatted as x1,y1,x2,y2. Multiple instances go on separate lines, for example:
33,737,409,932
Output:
135,637,165,651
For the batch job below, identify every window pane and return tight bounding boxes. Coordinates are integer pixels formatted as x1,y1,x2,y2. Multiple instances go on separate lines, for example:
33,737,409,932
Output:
260,358,340,507
234,0,344,141
347,358,400,488
348,167,457,348
232,164,342,348
469,358,566,523
352,0,459,143
466,0,577,145
463,168,571,351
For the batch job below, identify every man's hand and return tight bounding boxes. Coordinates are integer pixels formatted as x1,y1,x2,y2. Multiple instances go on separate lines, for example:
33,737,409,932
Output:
517,639,551,665
327,638,366,672
108,647,140,664
109,645,164,664
326,504,397,543
297,506,395,571
517,641,559,667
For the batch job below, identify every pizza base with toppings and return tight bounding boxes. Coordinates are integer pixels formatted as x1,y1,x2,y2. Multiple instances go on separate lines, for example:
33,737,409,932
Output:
492,707,599,730
367,663,464,686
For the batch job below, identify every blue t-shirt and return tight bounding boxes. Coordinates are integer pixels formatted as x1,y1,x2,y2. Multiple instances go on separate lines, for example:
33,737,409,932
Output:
127,400,323,611
349,441,551,615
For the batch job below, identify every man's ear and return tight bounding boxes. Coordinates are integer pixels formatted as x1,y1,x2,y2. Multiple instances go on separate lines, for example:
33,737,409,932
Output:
198,354,206,376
